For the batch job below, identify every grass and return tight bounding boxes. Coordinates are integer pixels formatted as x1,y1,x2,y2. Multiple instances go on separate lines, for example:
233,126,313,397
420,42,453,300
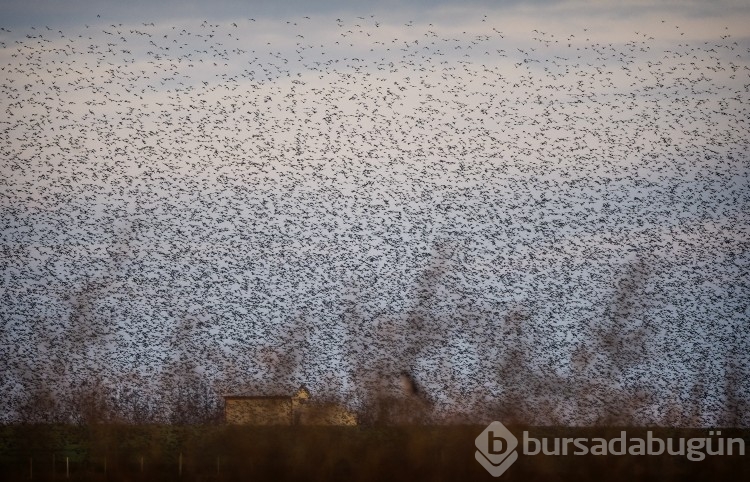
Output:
0,424,747,481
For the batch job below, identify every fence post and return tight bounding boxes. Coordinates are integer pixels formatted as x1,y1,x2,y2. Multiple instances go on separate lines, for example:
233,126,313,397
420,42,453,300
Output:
66,457,69,478
179,452,182,477
29,457,32,480
140,456,144,473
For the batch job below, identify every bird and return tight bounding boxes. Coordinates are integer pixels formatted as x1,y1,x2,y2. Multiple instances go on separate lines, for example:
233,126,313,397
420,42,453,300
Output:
0,12,745,428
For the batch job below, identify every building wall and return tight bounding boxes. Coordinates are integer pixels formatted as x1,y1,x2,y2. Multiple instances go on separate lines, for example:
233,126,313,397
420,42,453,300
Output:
224,390,357,426
225,398,292,425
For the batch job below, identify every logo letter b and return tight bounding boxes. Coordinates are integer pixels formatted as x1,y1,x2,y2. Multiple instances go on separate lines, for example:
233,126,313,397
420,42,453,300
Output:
488,431,507,454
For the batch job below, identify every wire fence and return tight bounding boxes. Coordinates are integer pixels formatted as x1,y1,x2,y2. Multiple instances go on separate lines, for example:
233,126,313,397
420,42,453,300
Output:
1,450,232,480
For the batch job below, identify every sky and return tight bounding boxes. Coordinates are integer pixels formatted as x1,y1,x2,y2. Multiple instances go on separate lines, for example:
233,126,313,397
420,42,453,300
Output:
0,0,748,425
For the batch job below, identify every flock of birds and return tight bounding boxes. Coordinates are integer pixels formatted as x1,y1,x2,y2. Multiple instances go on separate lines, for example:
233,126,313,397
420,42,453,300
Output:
0,14,748,426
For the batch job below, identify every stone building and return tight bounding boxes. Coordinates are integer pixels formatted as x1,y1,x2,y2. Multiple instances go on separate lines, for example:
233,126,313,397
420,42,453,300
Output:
224,386,357,426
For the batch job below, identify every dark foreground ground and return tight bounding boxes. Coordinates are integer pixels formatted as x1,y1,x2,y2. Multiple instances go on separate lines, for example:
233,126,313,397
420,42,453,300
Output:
0,425,748,481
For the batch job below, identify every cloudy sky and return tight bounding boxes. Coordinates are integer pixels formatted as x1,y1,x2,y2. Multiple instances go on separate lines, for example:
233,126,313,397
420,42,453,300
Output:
1,0,748,425
3,0,750,27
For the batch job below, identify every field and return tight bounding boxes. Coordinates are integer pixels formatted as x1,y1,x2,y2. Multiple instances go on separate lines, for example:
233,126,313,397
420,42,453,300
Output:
0,425,748,481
